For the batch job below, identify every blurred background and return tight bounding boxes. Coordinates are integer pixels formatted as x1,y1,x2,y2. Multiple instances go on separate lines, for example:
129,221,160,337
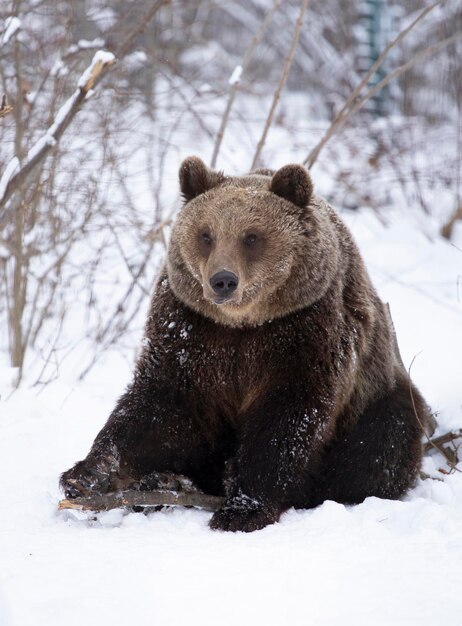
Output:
0,0,461,388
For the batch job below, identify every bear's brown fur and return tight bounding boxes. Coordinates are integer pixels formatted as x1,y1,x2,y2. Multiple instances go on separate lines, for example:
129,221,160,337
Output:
61,157,430,532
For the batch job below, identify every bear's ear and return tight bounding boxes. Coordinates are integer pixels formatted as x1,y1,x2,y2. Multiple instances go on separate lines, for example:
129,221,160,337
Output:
179,156,224,202
270,164,313,208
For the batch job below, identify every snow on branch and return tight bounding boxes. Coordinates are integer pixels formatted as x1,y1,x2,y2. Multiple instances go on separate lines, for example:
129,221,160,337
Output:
1,16,21,46
228,65,243,86
0,157,19,203
0,50,115,210
77,49,115,88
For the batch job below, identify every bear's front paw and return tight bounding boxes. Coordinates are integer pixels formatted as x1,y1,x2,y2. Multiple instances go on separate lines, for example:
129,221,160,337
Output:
60,460,112,499
137,470,197,493
209,494,279,532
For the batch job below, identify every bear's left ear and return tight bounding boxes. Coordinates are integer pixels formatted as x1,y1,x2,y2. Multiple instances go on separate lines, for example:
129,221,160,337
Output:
270,164,313,208
179,156,224,202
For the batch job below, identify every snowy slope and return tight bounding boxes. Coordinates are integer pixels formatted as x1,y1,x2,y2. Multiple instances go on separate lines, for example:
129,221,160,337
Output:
1,208,462,626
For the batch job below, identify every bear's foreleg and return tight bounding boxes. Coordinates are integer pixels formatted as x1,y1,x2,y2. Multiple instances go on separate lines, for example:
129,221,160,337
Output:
210,386,335,532
60,376,217,499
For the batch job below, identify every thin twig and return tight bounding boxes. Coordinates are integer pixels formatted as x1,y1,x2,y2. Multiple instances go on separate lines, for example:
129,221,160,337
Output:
250,0,309,171
210,0,282,169
424,429,462,453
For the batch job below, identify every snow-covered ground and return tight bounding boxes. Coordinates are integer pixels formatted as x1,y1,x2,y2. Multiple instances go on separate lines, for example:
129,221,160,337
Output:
1,202,461,626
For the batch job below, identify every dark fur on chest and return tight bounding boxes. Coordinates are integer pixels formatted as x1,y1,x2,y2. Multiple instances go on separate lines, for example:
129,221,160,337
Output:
141,276,362,437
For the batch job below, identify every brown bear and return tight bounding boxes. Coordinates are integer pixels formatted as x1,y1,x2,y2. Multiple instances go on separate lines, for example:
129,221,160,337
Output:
61,156,430,532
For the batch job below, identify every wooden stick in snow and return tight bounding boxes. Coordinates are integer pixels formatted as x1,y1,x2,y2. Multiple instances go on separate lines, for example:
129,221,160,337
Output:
58,490,225,513
441,204,462,240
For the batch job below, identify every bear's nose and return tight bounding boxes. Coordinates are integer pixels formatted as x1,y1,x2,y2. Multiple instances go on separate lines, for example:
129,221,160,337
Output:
210,271,239,298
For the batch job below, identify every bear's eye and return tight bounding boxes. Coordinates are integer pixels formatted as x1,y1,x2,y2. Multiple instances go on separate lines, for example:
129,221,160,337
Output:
244,234,258,246
201,233,212,245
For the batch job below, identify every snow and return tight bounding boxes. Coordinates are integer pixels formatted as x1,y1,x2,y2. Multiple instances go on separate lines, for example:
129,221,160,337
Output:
228,65,243,85
77,49,115,88
50,58,69,77
26,134,58,164
87,6,117,30
0,157,19,202
124,50,148,69
0,206,461,625
77,37,105,50
1,16,21,46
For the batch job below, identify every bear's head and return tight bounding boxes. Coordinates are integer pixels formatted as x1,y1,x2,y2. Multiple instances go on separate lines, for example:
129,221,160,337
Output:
167,156,340,327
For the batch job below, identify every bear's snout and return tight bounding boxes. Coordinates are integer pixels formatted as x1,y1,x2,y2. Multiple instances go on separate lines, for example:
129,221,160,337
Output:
210,271,239,302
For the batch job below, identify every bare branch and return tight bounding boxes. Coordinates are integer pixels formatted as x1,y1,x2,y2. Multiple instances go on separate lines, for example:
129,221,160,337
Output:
250,0,310,171
424,429,462,453
210,0,282,169
0,51,115,211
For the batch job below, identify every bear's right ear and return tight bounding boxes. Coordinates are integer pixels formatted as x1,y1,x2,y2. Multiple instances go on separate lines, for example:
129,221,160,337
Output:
179,156,224,202
270,164,313,208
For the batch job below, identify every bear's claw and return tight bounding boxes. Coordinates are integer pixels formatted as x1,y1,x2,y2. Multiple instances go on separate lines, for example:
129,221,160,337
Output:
60,460,111,499
209,494,278,532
